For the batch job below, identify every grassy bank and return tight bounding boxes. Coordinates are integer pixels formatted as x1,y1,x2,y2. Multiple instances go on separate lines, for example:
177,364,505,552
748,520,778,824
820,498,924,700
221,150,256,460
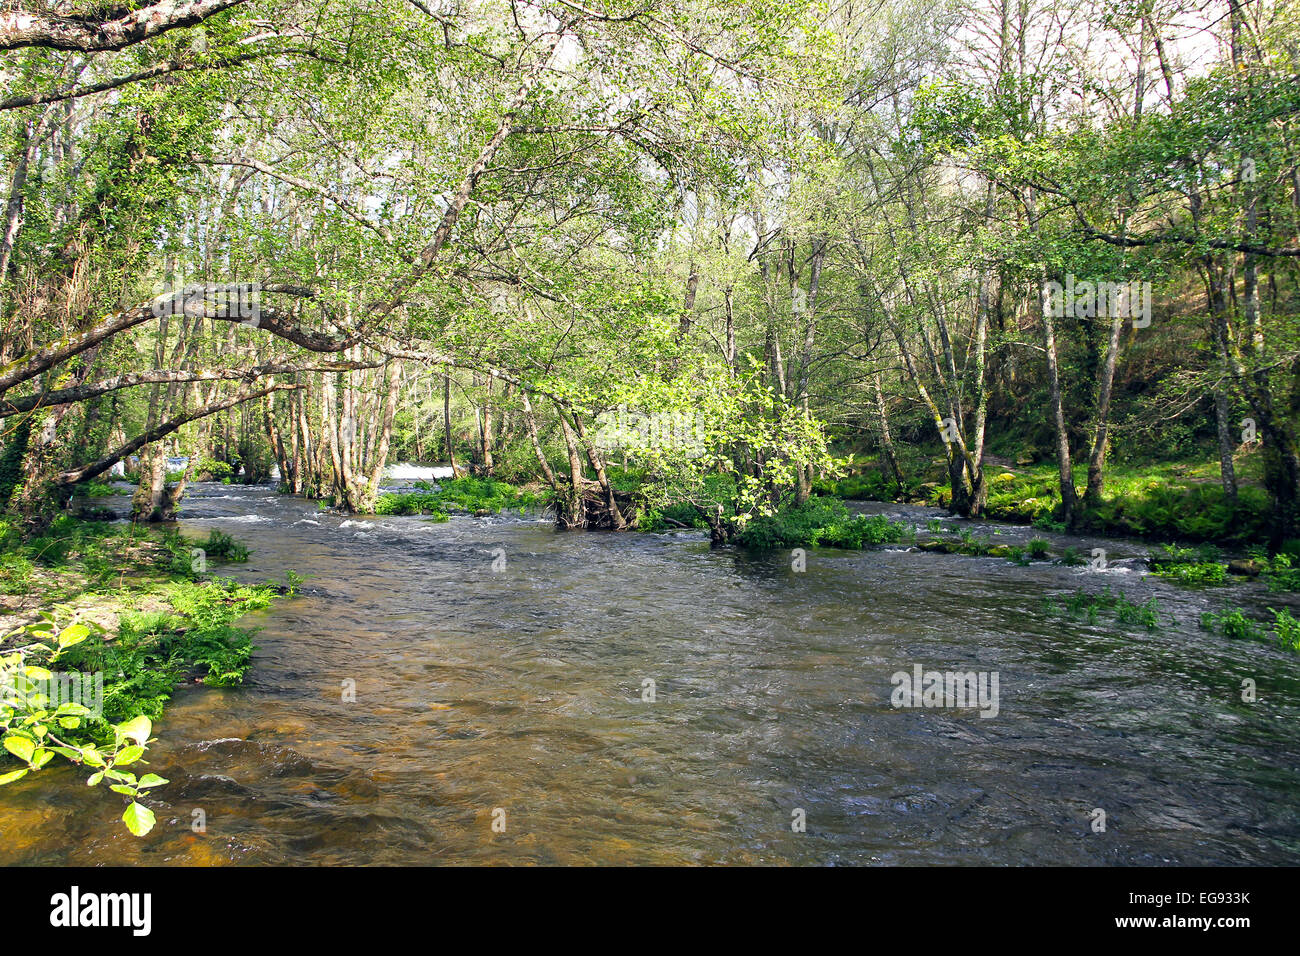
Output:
817,452,1277,547
0,517,293,836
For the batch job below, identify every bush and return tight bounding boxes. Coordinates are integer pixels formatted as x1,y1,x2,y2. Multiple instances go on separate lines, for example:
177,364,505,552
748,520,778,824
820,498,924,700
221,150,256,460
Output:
1270,608,1300,652
1261,554,1300,592
734,499,911,550
376,477,547,516
637,502,708,531
1155,562,1228,586
375,493,449,518
1200,607,1266,642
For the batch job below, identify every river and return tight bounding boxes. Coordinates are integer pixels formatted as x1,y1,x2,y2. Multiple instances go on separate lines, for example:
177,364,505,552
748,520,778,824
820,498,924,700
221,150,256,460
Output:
3,483,1298,865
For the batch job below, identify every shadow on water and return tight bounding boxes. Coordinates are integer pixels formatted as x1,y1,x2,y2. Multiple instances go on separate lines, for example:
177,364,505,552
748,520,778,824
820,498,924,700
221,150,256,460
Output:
3,484,1298,864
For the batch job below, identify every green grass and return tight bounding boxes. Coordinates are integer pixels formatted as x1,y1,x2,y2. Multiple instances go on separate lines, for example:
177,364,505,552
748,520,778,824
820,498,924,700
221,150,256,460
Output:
734,498,912,550
836,451,1272,546
377,477,548,517
1,521,290,784
982,462,1271,544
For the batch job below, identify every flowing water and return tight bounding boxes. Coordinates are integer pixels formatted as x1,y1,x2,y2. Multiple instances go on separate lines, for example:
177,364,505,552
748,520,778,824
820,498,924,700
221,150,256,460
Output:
3,484,1299,865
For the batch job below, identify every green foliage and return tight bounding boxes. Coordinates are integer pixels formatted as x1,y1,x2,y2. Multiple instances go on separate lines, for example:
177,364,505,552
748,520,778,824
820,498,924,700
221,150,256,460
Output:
1026,538,1051,560
197,528,249,563
1199,605,1300,653
1260,553,1300,592
1200,607,1266,642
982,466,1273,545
378,477,546,517
734,498,910,550
956,529,993,556
1046,586,1164,630
73,479,128,497
1155,562,1229,586
637,502,709,531
0,614,166,836
0,519,288,835
1271,608,1300,652
195,457,234,481
0,417,32,508
374,493,450,518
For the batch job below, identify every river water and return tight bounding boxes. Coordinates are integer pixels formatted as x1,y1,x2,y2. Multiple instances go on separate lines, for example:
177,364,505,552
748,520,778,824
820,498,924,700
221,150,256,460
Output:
3,483,1299,865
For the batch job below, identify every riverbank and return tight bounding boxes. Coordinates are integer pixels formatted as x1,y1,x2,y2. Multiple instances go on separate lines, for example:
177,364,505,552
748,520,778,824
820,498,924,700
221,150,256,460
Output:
0,516,293,835
817,451,1277,547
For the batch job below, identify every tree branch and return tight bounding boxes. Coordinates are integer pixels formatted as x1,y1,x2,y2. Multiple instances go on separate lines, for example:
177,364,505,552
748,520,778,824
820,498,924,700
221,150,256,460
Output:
56,381,300,486
1,0,249,52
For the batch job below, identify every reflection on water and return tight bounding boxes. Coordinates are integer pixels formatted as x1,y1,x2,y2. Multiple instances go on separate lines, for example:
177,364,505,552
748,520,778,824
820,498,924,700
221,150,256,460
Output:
3,485,1299,865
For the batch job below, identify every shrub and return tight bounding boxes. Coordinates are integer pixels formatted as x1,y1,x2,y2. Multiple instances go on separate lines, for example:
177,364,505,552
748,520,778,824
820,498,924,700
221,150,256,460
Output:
735,499,910,550
1200,607,1266,642
1155,562,1228,586
1271,608,1300,652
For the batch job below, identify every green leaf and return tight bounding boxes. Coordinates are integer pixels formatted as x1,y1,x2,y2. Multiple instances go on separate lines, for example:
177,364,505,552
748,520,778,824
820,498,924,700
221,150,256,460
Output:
115,715,152,746
114,745,144,766
3,734,35,763
109,784,136,796
0,768,28,785
122,802,156,837
87,771,104,786
136,773,169,789
57,624,90,649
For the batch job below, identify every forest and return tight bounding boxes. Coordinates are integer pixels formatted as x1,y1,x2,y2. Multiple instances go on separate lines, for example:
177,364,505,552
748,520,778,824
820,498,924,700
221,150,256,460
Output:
1,0,1299,870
